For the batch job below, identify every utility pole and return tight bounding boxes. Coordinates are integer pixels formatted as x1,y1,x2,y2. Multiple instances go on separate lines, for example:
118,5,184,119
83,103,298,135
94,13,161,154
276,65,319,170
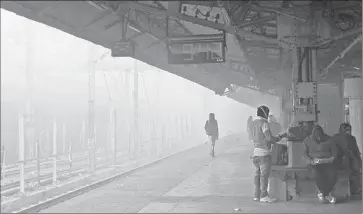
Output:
24,20,36,160
133,59,139,155
156,70,161,152
88,43,96,172
124,70,131,153
102,69,119,165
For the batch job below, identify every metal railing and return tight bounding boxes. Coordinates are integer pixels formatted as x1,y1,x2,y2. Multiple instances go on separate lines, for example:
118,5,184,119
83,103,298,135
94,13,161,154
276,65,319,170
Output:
1,136,196,199
0,114,197,200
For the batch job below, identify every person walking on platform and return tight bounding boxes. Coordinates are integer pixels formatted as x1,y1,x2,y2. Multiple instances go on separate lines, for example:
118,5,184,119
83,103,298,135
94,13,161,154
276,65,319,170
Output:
251,106,285,203
205,113,219,157
303,125,338,204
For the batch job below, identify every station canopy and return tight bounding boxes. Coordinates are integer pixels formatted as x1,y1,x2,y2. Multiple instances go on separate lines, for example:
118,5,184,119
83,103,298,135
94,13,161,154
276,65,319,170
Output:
1,1,361,106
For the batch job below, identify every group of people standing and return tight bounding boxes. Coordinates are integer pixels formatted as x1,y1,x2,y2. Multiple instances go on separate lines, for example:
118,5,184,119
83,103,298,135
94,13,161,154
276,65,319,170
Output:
247,105,361,204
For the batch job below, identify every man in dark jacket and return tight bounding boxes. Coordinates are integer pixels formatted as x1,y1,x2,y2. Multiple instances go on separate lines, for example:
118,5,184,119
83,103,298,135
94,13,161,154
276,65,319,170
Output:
335,123,362,195
205,113,219,157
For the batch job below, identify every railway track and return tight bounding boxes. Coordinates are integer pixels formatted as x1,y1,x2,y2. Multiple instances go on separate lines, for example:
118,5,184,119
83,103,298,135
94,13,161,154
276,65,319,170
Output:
2,150,104,177
1,151,128,197
0,137,201,213
12,149,181,213
1,148,131,182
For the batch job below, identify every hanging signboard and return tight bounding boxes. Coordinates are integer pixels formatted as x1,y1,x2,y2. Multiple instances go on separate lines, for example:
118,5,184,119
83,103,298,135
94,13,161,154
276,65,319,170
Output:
111,40,135,57
167,33,226,64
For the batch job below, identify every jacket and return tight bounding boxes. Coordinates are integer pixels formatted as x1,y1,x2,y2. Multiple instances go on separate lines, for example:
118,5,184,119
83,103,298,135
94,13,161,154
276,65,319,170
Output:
205,119,218,137
303,135,337,160
251,117,271,151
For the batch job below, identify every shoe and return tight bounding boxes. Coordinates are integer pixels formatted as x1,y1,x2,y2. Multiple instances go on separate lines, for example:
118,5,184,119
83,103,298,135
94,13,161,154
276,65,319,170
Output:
260,196,277,203
325,194,336,204
253,197,260,202
317,193,325,203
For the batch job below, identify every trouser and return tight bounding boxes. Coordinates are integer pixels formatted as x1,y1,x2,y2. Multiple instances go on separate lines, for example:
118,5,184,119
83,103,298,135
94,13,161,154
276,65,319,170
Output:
208,135,216,155
253,155,272,198
350,155,362,193
313,163,338,196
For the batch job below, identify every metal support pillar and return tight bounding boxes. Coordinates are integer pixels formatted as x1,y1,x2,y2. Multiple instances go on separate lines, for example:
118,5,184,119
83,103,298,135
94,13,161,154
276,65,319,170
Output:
18,115,25,194
268,8,329,201
24,21,36,160
113,109,117,165
1,145,5,181
52,119,57,184
36,140,41,186
290,47,318,128
80,120,86,150
287,47,318,168
344,78,363,155
88,44,96,173
108,104,117,165
62,124,66,154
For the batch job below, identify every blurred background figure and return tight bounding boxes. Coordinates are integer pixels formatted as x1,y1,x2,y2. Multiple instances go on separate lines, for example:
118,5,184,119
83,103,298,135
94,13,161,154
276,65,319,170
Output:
247,116,253,141
204,113,219,157
268,115,281,137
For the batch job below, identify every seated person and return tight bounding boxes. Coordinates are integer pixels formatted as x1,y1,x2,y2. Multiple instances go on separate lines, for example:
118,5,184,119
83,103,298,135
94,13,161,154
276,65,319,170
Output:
303,125,338,204
330,124,351,171
340,123,362,195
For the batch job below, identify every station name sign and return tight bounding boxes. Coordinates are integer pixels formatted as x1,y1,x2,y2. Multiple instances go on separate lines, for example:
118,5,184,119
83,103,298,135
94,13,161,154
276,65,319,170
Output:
167,33,226,65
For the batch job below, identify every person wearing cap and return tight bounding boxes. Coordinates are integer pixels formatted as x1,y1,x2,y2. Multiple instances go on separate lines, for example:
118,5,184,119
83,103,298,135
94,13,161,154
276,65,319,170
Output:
251,105,286,203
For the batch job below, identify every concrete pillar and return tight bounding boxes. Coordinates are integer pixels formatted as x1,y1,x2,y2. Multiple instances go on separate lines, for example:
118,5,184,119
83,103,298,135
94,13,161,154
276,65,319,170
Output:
344,78,362,154
318,83,343,135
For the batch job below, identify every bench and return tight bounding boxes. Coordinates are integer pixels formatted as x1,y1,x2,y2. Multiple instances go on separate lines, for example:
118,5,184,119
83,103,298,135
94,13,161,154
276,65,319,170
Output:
269,165,351,201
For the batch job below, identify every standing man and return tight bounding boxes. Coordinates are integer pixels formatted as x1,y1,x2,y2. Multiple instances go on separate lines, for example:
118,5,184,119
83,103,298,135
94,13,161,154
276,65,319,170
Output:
205,113,219,157
251,106,285,203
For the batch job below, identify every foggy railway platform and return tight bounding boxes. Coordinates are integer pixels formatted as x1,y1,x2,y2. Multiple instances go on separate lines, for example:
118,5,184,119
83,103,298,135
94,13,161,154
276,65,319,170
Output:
1,1,362,213
31,134,361,214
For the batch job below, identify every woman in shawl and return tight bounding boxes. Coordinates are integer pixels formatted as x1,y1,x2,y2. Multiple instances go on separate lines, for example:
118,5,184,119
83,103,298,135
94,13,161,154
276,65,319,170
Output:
303,125,338,204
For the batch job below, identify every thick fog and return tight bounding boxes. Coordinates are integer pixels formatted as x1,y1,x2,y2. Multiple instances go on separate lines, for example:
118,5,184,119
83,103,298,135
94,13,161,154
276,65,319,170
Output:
1,9,255,164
